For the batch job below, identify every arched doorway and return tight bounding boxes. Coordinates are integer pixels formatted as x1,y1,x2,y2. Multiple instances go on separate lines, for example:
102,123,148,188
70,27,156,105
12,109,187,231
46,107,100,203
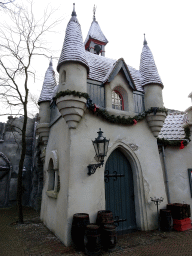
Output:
105,148,137,234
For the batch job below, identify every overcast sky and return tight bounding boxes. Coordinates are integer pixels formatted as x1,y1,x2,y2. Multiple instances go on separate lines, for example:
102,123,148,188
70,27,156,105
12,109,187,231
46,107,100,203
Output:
1,0,192,120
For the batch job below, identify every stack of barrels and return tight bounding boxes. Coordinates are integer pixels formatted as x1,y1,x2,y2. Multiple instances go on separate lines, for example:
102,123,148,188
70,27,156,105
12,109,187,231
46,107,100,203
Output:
71,210,117,255
96,210,117,252
160,203,192,232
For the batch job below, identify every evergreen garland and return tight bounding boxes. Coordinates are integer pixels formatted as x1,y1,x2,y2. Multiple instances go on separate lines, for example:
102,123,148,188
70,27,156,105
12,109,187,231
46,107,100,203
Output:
157,125,191,147
54,90,190,147
54,90,89,100
184,126,191,141
88,102,168,125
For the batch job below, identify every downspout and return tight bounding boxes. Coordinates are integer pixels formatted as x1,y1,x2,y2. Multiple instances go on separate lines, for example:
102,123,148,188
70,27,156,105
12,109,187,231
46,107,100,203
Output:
162,145,171,204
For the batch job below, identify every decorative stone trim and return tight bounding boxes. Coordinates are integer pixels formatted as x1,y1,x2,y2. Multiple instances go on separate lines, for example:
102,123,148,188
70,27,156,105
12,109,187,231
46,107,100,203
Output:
36,123,50,145
50,150,59,170
56,95,87,129
46,190,58,199
146,112,167,138
128,143,139,151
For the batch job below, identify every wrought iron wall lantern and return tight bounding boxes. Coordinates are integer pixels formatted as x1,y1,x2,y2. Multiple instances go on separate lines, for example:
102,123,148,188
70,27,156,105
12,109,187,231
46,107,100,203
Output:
87,128,109,176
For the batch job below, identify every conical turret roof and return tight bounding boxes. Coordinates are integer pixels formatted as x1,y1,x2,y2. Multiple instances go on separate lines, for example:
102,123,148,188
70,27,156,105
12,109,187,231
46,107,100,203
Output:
57,4,89,73
38,59,57,104
140,35,163,87
84,20,108,46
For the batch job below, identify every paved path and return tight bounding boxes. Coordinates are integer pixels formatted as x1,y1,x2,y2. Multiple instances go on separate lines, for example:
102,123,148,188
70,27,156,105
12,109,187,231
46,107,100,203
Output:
1,206,192,255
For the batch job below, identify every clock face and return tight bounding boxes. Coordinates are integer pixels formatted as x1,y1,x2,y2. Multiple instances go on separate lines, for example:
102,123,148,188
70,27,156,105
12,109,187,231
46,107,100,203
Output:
94,44,101,54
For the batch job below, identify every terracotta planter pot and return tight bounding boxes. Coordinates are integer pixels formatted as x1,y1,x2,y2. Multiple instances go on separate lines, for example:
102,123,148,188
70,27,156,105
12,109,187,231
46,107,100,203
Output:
146,112,166,137
56,95,87,129
36,123,50,145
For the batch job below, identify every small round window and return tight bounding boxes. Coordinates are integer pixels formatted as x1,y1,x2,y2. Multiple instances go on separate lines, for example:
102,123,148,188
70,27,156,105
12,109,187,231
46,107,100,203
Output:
112,90,124,110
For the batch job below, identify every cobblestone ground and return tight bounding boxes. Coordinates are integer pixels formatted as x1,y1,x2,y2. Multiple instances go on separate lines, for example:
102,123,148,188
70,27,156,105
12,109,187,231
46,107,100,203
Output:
0,206,192,255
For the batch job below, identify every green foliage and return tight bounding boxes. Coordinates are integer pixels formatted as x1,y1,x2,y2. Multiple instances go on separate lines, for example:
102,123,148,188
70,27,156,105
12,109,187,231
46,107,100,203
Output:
184,126,191,141
55,90,89,100
89,104,167,125
55,90,190,147
157,125,191,147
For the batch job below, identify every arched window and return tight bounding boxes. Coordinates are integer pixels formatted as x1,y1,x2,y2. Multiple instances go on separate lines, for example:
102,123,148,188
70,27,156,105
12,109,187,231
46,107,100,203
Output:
61,70,66,84
47,158,60,198
112,90,124,110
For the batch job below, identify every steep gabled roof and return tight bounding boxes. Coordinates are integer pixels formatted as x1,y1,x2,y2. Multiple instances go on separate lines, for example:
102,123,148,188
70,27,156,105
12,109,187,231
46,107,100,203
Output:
84,20,108,46
57,5,89,73
86,52,143,91
86,51,115,82
38,59,57,104
104,58,136,90
128,66,143,92
140,36,163,87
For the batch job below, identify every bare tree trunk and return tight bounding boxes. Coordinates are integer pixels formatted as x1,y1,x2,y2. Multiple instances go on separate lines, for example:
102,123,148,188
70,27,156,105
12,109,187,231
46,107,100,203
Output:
0,1,60,223
17,103,28,223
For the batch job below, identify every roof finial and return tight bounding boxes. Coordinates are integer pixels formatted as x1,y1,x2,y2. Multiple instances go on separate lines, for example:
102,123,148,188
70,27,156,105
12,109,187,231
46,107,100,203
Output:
49,56,53,66
93,5,96,21
144,34,147,45
72,3,77,17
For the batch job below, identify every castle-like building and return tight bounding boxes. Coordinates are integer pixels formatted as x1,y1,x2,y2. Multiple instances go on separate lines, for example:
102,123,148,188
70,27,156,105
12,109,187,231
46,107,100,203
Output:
37,4,192,246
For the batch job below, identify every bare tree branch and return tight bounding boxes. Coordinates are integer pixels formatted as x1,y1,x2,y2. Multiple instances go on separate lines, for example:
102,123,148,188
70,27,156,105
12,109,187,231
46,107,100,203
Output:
0,1,60,223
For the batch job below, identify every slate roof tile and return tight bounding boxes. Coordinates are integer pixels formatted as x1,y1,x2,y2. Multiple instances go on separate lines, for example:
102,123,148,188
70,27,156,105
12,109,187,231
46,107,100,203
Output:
86,52,143,92
158,111,187,140
140,42,163,87
57,11,89,72
84,20,108,45
38,60,57,104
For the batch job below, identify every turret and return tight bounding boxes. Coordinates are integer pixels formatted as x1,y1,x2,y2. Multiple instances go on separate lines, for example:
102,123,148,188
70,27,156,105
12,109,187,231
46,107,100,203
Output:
140,35,164,110
140,35,166,137
84,5,108,56
56,4,89,129
185,92,192,133
37,58,56,145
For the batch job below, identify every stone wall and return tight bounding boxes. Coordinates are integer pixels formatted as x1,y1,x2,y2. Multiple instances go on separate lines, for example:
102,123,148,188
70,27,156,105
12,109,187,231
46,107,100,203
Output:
0,116,43,209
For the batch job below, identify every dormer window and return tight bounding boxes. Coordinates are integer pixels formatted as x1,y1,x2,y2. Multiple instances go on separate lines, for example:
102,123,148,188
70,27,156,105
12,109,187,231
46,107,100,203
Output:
112,90,124,110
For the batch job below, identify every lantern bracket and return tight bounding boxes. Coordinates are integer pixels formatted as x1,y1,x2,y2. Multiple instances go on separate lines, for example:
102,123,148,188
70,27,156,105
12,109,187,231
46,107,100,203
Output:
87,161,104,176
87,128,109,176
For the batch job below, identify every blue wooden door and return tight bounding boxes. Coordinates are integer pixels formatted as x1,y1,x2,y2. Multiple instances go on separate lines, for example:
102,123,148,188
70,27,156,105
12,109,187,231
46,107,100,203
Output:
105,148,137,234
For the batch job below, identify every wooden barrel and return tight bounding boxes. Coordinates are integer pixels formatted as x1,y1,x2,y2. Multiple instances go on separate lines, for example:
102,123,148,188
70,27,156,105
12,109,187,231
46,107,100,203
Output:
101,224,117,251
160,209,172,231
96,210,114,228
71,213,90,251
84,224,101,256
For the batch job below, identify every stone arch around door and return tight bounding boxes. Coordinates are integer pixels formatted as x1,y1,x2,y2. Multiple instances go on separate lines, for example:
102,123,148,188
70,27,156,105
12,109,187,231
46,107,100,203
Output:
0,152,12,207
104,142,148,231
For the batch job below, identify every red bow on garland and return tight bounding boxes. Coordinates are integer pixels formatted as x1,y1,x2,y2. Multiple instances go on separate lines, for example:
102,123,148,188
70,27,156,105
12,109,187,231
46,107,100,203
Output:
180,141,185,149
93,104,99,113
133,119,137,125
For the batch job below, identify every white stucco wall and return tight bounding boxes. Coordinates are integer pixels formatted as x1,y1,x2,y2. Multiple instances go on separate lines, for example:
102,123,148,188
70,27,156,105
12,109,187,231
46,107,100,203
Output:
39,102,50,123
144,85,164,110
160,142,192,210
58,62,87,93
105,71,135,114
41,108,168,246
40,117,71,245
